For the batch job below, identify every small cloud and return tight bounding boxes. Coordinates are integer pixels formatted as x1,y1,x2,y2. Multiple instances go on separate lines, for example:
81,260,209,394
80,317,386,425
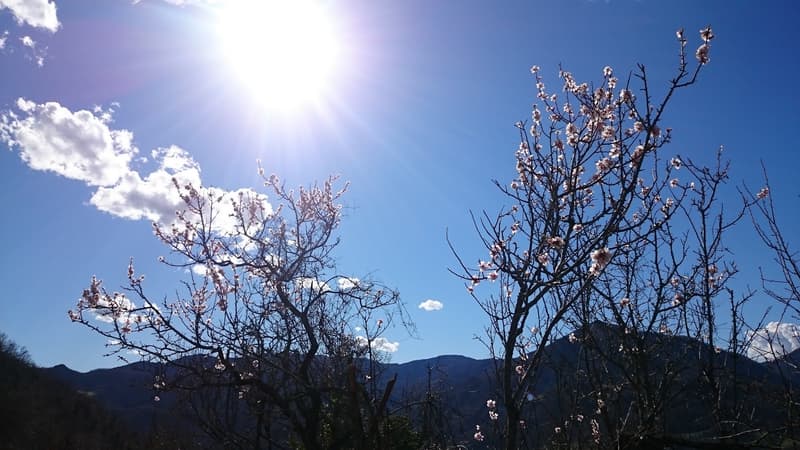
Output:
418,299,443,312
0,30,8,49
296,277,330,293
92,293,138,324
355,336,399,353
20,35,33,47
746,322,800,362
337,277,360,290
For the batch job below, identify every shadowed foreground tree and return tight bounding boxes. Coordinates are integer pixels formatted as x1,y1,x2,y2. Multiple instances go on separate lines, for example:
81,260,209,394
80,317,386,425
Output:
551,150,788,449
69,173,414,449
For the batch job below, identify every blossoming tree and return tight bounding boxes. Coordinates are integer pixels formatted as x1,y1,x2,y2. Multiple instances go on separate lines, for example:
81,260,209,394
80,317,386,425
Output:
451,27,720,449
69,172,413,449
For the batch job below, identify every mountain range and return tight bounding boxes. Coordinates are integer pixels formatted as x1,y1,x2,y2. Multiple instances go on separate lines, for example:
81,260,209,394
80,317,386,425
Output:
37,323,800,448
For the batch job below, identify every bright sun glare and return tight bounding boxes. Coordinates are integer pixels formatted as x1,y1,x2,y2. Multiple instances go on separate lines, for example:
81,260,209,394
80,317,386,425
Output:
216,0,341,111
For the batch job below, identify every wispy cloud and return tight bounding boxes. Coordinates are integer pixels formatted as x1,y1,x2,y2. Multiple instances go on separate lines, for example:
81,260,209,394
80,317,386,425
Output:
18,34,45,65
1,99,271,235
0,0,60,32
746,322,800,362
418,299,443,311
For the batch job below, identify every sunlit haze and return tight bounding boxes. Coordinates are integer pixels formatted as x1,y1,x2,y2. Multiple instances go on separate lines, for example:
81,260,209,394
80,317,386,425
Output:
215,0,342,111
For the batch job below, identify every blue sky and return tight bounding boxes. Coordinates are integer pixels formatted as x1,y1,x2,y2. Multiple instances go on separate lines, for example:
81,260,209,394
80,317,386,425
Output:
1,0,799,372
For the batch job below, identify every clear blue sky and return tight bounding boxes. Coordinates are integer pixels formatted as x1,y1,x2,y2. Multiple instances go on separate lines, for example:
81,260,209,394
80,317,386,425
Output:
1,0,799,372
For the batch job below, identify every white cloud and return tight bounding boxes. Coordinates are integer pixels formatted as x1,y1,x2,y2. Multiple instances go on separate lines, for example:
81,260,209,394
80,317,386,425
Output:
0,30,8,49
19,34,32,46
337,277,360,290
355,336,399,353
91,146,272,234
0,98,136,186
746,322,800,362
90,145,201,222
0,0,59,32
92,293,137,324
296,277,331,294
418,299,443,311
1,99,272,236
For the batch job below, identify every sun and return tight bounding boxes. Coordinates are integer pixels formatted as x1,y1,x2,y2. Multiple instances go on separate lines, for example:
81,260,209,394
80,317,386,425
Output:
216,0,342,111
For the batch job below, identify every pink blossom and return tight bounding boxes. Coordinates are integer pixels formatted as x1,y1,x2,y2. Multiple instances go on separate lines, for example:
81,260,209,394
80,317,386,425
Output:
757,187,769,199
595,157,612,173
486,399,496,409
591,247,612,269
700,26,714,42
589,247,612,276
537,253,550,266
696,44,710,64
650,125,661,137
